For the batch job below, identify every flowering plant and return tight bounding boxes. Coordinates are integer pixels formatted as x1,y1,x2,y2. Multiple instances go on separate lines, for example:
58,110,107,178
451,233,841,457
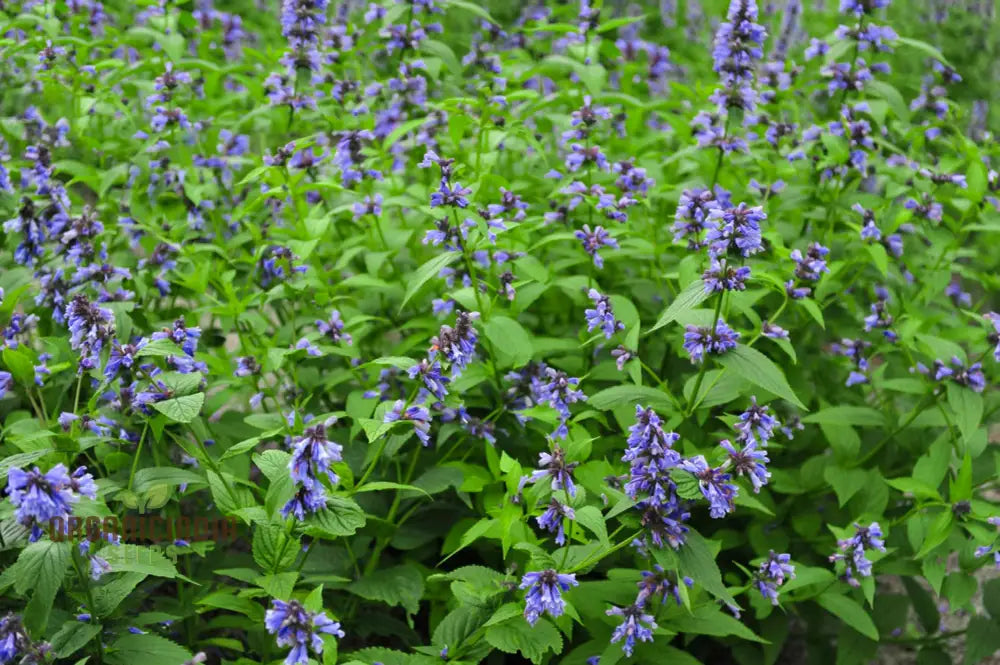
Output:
1,0,1000,664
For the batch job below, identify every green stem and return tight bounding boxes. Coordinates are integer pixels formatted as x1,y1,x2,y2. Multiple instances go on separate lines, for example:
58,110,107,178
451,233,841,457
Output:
71,549,104,664
127,422,150,491
686,291,725,414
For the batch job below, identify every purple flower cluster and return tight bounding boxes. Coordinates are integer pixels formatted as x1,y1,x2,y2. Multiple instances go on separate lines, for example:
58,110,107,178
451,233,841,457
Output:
683,319,740,363
5,463,97,541
282,419,343,520
520,569,578,625
265,599,344,665
830,522,885,586
584,289,624,339
755,551,795,604
623,407,690,549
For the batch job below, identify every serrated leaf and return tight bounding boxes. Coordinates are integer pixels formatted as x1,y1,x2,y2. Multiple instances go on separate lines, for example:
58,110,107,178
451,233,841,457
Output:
303,496,367,538
718,346,807,409
484,316,533,367
105,633,192,665
485,617,562,664
253,522,299,572
573,505,610,546
675,529,738,608
51,621,102,658
587,385,673,411
647,280,710,333
151,393,205,423
399,251,459,312
816,592,879,640
10,540,72,633
100,545,179,578
348,564,424,615
802,406,886,427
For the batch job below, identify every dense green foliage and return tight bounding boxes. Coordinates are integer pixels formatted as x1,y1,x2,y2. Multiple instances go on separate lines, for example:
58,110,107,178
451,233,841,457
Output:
1,0,1000,664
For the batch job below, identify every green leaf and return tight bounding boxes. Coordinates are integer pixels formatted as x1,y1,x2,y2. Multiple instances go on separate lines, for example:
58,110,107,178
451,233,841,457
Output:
647,280,710,333
303,496,367,538
399,251,459,312
718,346,807,409
132,467,206,493
3,346,35,384
51,621,102,658
587,385,673,411
136,338,184,358
823,466,869,507
886,477,942,501
105,633,192,665
669,604,765,642
11,540,72,633
347,564,424,615
947,383,983,444
984,579,1000,621
951,453,973,502
369,356,418,370
484,618,563,664
433,605,490,649
573,505,610,546
447,0,498,24
254,522,299,572
815,592,879,640
483,316,533,367
964,616,1000,665
0,450,54,478
866,80,910,122
352,481,430,497
895,37,952,68
92,573,148,616
151,393,205,423
903,576,940,634
802,406,886,427
100,545,180,578
675,529,738,608
196,591,266,621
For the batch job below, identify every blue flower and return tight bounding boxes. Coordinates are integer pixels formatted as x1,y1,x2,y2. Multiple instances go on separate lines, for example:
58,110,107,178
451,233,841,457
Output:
683,319,740,363
429,311,480,378
636,565,693,606
407,359,450,401
720,439,770,492
636,498,690,550
830,522,885,587
65,294,114,369
105,338,149,381
584,289,624,339
265,599,344,665
702,259,751,293
679,455,738,518
5,464,96,541
288,421,343,489
430,179,472,208
520,569,578,625
705,203,765,257
536,499,575,545
575,224,618,268
734,397,779,446
623,406,682,505
384,400,433,446
607,604,657,656
0,372,12,399
521,447,579,498
0,614,31,663
791,243,830,281
536,369,586,439
755,551,794,605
